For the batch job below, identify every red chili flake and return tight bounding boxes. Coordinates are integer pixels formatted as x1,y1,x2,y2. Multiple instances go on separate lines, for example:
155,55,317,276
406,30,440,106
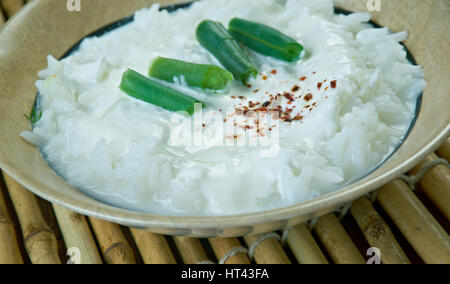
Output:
223,119,227,122
317,82,323,90
249,101,260,108
324,87,329,91
202,124,206,127
231,96,236,99
312,102,317,106
305,105,311,108
304,93,313,102
293,115,304,121
312,72,317,74
271,69,277,75
331,80,337,88
246,84,252,88
300,76,307,81
262,75,268,81
292,85,301,92
253,89,259,93
283,93,295,102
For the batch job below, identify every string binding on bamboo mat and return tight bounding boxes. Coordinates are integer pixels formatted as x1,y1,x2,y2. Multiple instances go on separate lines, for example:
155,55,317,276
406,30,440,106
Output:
399,158,449,190
196,232,281,264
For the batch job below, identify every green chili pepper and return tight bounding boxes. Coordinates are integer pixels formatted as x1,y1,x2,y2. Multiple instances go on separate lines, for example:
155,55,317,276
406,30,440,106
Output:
196,20,258,84
24,104,42,124
119,69,204,115
229,18,304,62
149,57,233,92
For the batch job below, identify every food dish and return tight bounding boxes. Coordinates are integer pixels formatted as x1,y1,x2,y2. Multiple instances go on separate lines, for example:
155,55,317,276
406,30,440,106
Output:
22,0,424,216
0,0,447,236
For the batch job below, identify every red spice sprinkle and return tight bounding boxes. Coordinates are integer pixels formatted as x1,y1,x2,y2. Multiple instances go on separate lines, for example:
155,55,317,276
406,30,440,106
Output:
300,76,307,81
231,96,236,99
305,105,311,108
271,69,277,75
246,84,252,88
317,82,323,90
253,89,259,93
238,96,247,100
304,93,313,102
293,116,304,121
292,85,301,92
262,75,268,81
249,101,259,108
283,93,295,102
202,124,206,127
331,80,337,88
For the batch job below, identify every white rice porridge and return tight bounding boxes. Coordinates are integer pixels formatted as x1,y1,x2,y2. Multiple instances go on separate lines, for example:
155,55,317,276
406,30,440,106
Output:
22,0,426,216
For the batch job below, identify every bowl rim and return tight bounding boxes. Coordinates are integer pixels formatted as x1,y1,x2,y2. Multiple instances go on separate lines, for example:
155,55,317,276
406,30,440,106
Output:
0,0,449,234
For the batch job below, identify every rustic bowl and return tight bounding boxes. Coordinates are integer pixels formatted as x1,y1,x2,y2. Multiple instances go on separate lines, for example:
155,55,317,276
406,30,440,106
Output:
0,0,448,237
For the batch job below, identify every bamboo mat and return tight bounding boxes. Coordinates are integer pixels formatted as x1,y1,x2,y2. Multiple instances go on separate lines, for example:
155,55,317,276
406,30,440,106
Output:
1,1,449,264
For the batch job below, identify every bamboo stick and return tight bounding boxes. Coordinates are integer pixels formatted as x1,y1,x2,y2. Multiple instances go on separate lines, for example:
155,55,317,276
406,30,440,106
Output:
377,179,450,264
173,237,210,264
89,218,136,264
52,204,102,264
3,174,60,264
208,238,251,264
408,153,450,220
350,197,410,264
0,0,24,18
314,213,366,264
285,224,329,264
130,229,176,264
436,138,450,161
0,176,23,264
243,234,290,264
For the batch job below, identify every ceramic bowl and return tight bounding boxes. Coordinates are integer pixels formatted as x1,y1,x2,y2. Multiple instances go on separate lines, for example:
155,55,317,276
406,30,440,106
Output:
0,0,448,237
